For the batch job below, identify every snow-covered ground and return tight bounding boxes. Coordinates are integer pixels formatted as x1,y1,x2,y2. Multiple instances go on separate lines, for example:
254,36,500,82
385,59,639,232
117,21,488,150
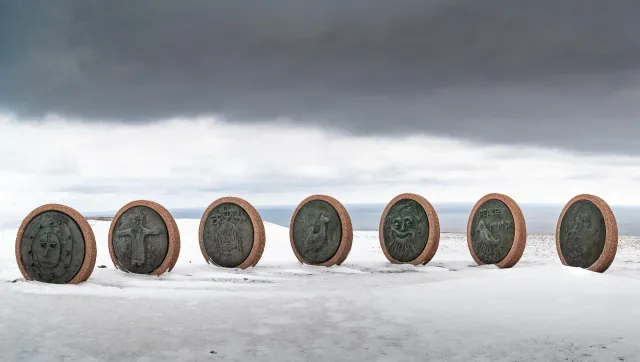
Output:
2,219,640,361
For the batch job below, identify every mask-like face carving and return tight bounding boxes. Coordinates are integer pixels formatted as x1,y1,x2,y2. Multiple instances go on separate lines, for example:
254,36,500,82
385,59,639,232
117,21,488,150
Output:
391,207,417,242
20,211,86,284
34,232,62,268
383,199,429,262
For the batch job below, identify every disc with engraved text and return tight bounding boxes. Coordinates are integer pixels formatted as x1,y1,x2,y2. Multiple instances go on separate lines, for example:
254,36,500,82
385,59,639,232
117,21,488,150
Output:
15,204,96,284
199,197,266,269
290,195,353,266
556,194,618,273
467,193,526,268
109,201,180,275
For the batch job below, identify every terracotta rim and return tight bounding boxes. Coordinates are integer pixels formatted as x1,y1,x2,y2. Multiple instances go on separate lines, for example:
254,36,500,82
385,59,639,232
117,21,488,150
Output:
466,193,527,268
289,194,353,266
555,194,618,273
198,196,266,269
108,200,181,276
15,204,97,284
378,193,440,265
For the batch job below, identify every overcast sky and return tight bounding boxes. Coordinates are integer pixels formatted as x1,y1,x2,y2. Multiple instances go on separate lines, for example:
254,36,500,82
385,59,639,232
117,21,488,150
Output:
1,1,640,225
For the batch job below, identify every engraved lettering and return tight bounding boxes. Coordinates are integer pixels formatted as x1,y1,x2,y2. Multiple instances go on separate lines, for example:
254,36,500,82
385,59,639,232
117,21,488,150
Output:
471,199,515,264
478,207,501,218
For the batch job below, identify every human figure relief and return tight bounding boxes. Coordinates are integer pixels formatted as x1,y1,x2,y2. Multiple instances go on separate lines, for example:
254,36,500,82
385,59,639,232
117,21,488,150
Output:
303,213,330,254
116,210,162,267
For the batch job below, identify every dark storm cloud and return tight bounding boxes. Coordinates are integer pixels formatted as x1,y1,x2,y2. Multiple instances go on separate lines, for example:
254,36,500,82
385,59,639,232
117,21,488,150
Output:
2,0,640,152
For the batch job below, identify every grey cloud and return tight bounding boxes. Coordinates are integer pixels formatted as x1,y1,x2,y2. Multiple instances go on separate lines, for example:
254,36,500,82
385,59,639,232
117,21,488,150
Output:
2,0,640,152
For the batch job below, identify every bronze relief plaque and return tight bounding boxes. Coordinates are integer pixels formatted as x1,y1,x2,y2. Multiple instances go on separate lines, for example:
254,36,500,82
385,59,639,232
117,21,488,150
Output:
199,197,265,269
111,205,170,274
381,199,429,263
16,204,96,284
558,200,606,268
289,195,352,266
291,199,343,265
469,199,515,264
466,193,528,268
19,211,86,283
555,194,618,273
202,202,255,268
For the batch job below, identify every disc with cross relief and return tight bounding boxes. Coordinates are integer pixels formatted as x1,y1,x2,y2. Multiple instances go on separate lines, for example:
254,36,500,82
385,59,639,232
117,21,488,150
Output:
108,200,180,275
15,204,97,284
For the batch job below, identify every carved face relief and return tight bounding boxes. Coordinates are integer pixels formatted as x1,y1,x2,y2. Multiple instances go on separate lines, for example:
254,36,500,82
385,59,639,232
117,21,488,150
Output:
469,199,515,264
383,199,429,262
292,200,342,264
20,211,86,284
559,200,606,268
34,232,62,268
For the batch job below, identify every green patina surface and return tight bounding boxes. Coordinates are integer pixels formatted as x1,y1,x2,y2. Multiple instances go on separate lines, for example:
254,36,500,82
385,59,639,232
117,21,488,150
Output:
292,200,342,264
559,200,606,269
470,199,515,264
382,199,429,262
112,206,169,274
202,202,254,268
20,211,86,284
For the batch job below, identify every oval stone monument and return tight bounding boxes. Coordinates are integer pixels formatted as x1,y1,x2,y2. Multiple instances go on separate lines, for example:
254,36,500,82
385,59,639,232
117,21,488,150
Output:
108,200,180,275
290,194,353,266
379,193,440,265
15,204,97,284
198,196,266,269
466,193,526,268
556,194,618,273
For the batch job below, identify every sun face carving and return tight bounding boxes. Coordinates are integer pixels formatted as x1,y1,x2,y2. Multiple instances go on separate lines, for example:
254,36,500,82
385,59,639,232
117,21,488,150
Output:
20,211,81,283
383,200,428,262
34,232,62,268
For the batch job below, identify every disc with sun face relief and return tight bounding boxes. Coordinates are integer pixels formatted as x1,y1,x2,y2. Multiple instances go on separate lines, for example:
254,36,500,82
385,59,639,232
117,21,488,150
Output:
379,193,440,265
108,200,180,275
556,194,618,273
467,193,526,268
15,204,97,284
